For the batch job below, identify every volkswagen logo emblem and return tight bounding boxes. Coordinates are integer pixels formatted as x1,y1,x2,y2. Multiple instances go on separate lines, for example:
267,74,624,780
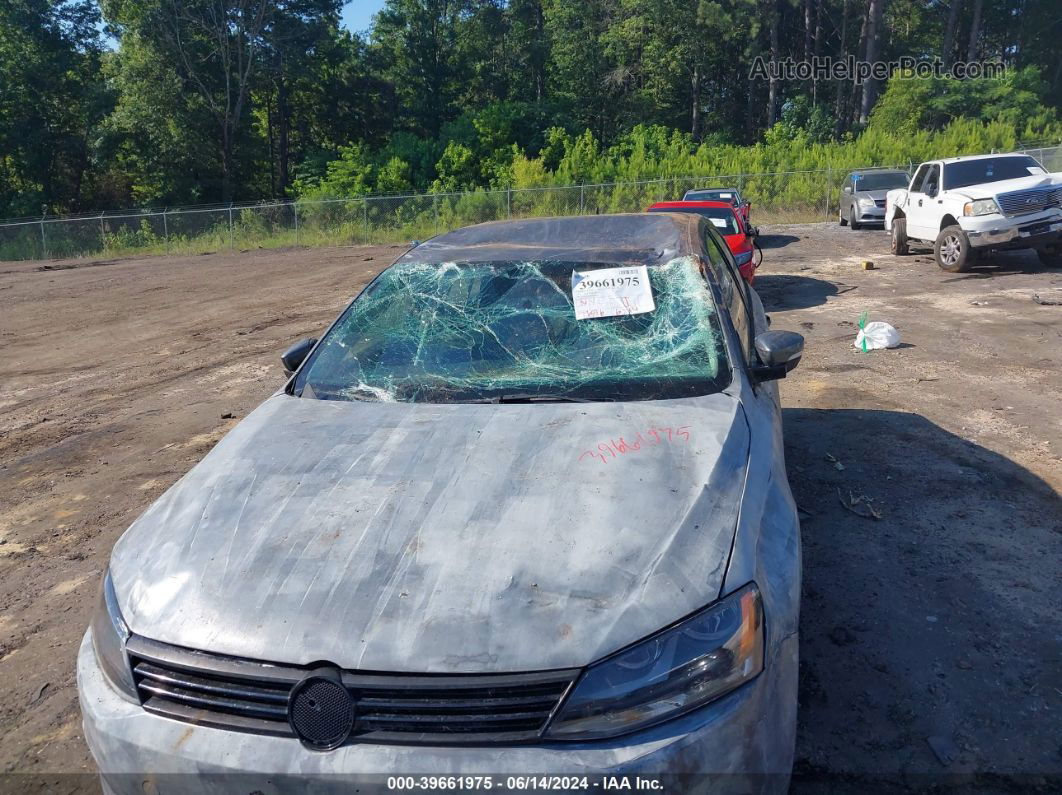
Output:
288,667,355,751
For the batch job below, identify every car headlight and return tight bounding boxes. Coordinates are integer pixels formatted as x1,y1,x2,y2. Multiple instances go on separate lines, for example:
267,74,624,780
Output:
857,197,875,208
733,250,754,267
90,569,139,702
545,584,763,740
964,199,999,216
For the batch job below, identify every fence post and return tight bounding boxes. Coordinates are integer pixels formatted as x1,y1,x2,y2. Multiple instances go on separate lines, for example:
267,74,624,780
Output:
824,167,832,221
363,199,369,244
506,188,512,219
99,212,106,253
579,184,585,214
228,203,234,250
293,201,300,246
163,209,170,253
40,215,47,259
433,194,439,236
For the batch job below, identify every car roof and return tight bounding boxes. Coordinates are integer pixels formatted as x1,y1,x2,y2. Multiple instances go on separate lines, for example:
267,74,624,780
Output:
648,200,735,210
397,213,704,267
687,187,739,192
847,168,908,175
935,152,1029,165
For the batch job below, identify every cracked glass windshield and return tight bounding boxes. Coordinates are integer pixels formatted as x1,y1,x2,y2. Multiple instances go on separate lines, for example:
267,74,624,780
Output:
294,256,730,403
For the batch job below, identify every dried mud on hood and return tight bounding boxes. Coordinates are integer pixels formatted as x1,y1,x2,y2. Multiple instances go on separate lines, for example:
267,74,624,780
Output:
110,392,750,673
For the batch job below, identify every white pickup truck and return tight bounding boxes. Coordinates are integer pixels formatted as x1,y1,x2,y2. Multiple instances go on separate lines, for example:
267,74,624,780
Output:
885,152,1062,272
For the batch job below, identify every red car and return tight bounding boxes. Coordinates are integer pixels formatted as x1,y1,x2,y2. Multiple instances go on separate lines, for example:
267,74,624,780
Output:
646,200,759,283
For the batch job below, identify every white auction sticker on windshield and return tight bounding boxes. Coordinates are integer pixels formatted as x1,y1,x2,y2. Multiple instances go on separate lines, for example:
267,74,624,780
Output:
709,217,728,228
571,266,655,320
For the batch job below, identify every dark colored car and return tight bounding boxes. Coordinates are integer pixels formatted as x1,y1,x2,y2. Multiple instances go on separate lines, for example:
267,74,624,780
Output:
683,187,752,227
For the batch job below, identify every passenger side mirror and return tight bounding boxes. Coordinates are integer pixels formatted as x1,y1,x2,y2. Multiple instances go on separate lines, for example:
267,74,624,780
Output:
751,331,804,382
281,337,317,377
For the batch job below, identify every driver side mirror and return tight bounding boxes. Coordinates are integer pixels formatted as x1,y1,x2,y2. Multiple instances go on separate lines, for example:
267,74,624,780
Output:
281,337,317,377
843,185,852,194
751,331,804,382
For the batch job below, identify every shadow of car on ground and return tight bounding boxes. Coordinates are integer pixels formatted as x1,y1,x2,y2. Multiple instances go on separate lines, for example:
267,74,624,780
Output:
945,248,1059,280
756,233,801,250
755,274,840,311
785,408,1061,789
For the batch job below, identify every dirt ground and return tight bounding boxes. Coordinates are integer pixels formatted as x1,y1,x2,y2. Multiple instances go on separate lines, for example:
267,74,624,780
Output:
0,223,1059,791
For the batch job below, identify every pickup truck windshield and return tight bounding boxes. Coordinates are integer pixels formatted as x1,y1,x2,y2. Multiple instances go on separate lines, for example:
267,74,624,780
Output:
853,172,908,191
944,156,1044,190
294,257,730,403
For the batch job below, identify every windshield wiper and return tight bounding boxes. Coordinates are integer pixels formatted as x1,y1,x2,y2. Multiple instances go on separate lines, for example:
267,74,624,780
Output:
464,393,610,404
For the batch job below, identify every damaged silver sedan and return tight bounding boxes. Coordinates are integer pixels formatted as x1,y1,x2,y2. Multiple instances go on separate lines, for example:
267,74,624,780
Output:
78,213,803,793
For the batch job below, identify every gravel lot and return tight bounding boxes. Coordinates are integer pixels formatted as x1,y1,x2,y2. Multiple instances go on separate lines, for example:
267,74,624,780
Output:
1,223,1059,790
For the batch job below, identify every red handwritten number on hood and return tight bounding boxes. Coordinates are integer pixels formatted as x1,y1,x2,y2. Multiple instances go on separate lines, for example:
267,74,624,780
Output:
578,426,692,464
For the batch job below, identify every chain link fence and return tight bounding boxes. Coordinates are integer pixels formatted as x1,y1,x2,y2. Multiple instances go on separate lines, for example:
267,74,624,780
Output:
2,146,1058,262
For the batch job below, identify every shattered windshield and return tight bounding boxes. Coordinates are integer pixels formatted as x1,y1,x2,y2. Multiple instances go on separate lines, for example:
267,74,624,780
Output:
294,257,730,403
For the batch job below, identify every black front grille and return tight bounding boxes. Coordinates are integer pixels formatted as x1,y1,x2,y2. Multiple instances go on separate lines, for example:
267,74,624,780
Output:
874,199,886,208
996,186,1062,216
127,635,578,745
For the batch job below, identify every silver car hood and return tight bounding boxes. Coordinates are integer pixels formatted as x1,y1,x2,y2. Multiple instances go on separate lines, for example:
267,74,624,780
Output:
111,393,749,673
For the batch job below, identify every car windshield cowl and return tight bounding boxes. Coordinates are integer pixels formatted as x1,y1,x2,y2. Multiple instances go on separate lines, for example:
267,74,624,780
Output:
459,393,607,404
294,257,731,404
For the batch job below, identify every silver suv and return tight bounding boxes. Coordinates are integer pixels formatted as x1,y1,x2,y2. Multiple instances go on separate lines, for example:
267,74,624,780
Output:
838,170,910,229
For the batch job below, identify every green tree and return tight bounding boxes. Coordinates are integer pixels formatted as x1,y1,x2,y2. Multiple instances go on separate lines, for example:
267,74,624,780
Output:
869,68,1059,136
431,141,479,192
258,0,344,195
0,0,110,215
103,0,273,201
301,142,375,196
543,0,620,140
372,0,470,137
99,34,220,205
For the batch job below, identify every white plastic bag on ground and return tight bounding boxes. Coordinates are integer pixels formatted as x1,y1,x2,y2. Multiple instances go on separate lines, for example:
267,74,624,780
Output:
855,321,901,351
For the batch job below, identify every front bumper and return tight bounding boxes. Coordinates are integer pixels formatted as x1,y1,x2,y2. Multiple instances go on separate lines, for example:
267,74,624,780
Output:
961,212,1062,249
78,630,797,794
854,204,885,222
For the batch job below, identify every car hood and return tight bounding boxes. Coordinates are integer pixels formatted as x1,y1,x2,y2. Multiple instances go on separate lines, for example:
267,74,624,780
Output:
111,393,750,673
949,172,1062,201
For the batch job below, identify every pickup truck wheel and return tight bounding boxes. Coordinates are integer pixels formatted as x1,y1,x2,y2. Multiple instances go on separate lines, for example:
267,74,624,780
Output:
934,225,973,272
849,208,861,230
1037,244,1062,267
891,218,909,255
